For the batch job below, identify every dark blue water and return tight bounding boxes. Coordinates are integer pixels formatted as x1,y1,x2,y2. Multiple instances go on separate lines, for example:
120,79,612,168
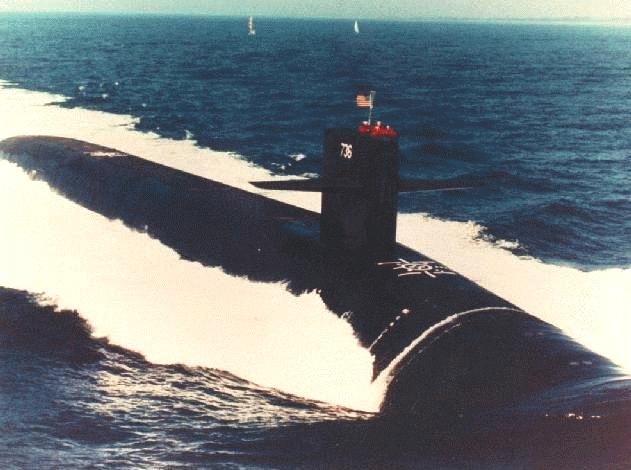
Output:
1,15,630,468
1,287,630,468
0,14,629,268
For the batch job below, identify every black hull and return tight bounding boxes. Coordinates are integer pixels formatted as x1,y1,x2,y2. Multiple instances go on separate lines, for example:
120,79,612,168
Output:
0,136,623,421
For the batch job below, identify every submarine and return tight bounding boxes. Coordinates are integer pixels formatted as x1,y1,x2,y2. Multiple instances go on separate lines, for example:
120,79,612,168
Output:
0,121,622,424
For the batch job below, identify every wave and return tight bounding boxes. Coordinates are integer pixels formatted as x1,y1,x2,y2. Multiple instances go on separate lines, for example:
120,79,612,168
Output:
0,157,378,411
396,213,631,373
0,80,629,407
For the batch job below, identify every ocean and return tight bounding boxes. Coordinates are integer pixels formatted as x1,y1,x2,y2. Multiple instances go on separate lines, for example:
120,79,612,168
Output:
0,14,630,468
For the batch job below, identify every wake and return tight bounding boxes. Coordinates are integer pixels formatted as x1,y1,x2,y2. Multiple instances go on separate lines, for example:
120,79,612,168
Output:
0,159,380,411
0,81,628,414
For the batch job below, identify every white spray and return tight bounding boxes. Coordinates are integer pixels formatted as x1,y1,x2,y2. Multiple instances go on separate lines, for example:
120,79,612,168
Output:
0,82,629,413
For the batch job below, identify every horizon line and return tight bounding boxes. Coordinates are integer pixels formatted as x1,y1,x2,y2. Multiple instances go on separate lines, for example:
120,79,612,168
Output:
1,11,631,23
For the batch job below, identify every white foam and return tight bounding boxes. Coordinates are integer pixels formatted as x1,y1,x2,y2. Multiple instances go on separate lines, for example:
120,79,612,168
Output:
0,80,322,213
0,81,629,408
0,158,380,411
290,153,307,162
397,214,631,373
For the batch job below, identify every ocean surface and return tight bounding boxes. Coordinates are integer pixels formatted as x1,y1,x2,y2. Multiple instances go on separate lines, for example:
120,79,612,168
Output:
0,14,630,468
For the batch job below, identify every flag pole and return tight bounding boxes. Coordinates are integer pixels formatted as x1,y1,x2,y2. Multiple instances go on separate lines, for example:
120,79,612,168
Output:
368,90,375,125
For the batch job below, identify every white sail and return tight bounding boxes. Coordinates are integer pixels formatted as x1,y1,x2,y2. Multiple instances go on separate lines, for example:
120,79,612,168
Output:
354,20,359,34
247,16,256,35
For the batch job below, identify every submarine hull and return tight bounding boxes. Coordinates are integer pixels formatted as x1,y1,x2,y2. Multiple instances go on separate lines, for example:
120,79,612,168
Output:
0,136,622,421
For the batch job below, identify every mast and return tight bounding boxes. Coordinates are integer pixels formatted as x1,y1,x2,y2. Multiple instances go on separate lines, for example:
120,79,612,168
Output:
247,16,256,35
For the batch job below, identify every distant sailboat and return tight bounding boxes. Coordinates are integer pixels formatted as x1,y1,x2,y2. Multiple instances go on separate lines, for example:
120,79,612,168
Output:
354,20,359,34
247,16,256,36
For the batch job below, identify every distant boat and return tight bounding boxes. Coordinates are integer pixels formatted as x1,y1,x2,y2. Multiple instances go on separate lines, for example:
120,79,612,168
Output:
247,16,256,36
354,20,359,34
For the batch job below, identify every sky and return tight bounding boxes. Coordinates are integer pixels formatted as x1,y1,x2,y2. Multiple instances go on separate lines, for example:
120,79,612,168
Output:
0,0,629,20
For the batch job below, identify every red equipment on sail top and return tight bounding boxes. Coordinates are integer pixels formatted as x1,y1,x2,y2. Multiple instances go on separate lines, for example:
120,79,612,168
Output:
357,121,398,138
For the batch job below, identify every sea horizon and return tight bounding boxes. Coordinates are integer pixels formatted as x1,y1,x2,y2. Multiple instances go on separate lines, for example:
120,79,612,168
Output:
2,10,631,26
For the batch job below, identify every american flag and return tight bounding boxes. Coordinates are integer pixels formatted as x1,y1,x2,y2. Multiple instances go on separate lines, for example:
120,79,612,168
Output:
356,92,373,108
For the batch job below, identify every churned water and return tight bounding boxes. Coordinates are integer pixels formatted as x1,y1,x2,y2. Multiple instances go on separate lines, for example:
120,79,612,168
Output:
0,14,630,468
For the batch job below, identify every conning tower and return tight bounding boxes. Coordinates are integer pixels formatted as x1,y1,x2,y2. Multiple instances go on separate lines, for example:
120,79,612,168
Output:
252,122,469,261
